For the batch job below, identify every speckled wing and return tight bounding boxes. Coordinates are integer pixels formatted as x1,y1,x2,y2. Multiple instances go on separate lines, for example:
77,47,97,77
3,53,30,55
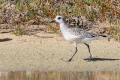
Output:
67,27,98,39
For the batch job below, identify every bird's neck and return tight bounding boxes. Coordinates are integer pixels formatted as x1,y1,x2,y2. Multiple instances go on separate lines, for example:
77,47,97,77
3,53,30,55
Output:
60,22,69,29
59,22,70,35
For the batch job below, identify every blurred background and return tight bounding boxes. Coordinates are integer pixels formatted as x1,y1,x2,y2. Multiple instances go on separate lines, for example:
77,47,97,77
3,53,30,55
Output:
0,71,120,80
0,0,120,41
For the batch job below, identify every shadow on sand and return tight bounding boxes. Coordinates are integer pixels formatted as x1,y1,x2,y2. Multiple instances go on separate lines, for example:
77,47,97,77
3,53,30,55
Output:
0,38,12,42
34,35,54,38
84,57,120,61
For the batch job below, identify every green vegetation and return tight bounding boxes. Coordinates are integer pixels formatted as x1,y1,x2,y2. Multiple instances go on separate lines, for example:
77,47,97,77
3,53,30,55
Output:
1,0,119,23
109,26,120,41
15,1,24,11
0,0,120,40
48,23,58,33
13,25,23,36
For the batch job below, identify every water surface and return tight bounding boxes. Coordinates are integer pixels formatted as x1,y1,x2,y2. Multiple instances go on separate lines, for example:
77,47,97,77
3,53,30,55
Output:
0,71,120,80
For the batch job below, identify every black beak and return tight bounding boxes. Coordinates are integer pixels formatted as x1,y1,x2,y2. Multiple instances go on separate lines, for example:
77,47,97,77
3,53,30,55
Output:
49,20,56,23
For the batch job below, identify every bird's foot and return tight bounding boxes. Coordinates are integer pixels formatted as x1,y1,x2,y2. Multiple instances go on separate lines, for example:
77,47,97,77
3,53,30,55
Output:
61,58,72,62
88,56,94,61
67,58,72,62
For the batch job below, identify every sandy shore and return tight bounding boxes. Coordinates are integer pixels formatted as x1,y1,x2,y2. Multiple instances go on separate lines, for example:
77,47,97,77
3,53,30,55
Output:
0,32,120,71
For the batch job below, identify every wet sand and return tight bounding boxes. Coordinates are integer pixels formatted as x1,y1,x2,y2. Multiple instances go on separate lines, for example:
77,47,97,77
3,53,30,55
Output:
0,32,120,71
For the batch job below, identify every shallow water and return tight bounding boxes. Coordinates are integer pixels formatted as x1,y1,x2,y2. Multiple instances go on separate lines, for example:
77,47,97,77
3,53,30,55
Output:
0,71,120,80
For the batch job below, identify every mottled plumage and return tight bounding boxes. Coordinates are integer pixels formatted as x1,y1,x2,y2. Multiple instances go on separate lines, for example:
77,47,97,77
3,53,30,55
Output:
67,27,97,38
50,15,106,62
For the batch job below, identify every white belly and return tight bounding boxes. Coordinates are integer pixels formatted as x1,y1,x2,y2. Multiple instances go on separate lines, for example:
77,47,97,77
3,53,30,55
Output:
62,32,73,41
62,31,81,42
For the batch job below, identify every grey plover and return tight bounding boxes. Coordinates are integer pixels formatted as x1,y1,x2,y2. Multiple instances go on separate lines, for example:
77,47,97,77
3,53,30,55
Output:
50,15,106,62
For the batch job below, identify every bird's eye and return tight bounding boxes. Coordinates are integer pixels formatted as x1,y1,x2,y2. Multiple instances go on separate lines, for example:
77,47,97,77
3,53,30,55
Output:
58,17,61,19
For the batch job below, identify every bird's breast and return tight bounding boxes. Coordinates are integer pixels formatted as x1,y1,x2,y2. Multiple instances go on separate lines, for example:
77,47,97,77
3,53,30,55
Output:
62,31,73,41
60,24,79,42
61,30,80,42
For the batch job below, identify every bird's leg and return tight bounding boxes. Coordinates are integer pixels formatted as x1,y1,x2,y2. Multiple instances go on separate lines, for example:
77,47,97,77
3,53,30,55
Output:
84,43,93,59
68,42,78,62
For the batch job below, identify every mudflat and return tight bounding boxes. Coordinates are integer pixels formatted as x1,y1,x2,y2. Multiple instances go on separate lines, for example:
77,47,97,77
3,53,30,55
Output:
0,32,120,71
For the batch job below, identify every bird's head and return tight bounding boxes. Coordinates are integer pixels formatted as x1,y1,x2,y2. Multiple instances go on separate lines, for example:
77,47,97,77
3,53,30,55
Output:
50,15,66,24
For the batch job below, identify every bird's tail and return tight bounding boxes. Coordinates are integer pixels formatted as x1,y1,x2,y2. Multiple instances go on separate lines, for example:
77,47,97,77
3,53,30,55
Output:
98,35,107,39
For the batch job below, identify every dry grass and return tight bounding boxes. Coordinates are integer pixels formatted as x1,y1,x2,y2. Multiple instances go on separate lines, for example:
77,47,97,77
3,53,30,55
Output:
0,0,120,41
108,25,120,41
